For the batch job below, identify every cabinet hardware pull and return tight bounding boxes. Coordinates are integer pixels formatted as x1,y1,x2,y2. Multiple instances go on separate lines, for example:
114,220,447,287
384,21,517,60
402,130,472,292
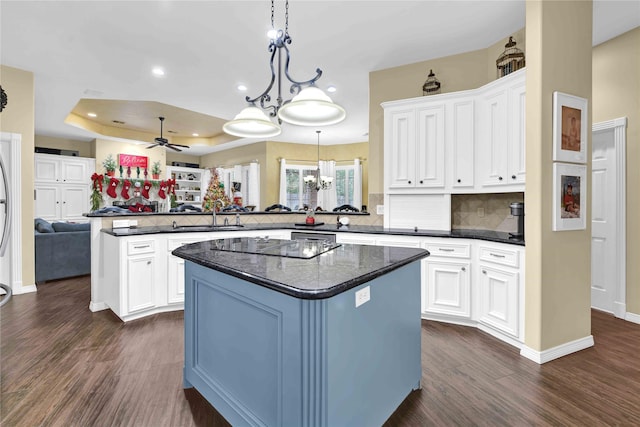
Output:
408,180,412,184
482,270,487,274
419,180,423,184
147,260,151,265
511,175,516,180
457,179,461,183
498,176,503,181
134,245,150,249
490,253,505,258
438,248,455,252
461,267,466,271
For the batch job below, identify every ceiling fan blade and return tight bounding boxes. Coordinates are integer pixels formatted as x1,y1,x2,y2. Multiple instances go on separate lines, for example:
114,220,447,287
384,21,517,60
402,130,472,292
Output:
170,143,190,148
167,145,182,152
146,143,161,149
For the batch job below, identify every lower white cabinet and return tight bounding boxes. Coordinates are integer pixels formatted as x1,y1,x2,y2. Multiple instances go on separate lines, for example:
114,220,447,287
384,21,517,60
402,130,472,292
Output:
127,255,156,313
424,260,471,318
477,264,519,338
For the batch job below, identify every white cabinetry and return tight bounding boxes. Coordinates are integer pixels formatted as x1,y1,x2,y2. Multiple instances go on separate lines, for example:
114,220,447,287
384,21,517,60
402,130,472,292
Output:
167,166,208,211
384,102,445,190
476,243,524,343
447,97,475,191
422,240,472,321
476,69,526,189
34,153,94,221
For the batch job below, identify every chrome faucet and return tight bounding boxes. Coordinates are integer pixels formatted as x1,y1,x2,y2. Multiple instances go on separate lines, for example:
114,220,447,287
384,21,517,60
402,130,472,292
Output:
212,199,224,225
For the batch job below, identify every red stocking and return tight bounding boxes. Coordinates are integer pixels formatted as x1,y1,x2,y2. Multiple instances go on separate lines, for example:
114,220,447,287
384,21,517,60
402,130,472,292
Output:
158,181,167,199
121,179,131,200
142,180,152,199
107,177,119,198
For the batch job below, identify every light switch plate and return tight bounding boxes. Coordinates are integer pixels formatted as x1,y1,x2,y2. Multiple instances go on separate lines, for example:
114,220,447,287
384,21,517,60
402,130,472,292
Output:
376,205,384,215
112,219,130,229
355,286,371,308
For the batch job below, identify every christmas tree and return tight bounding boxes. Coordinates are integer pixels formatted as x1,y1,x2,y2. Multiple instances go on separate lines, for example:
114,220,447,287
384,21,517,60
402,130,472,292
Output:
202,168,231,212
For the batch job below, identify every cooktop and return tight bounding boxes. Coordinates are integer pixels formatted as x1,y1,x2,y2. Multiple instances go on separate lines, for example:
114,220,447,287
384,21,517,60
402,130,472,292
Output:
209,237,341,259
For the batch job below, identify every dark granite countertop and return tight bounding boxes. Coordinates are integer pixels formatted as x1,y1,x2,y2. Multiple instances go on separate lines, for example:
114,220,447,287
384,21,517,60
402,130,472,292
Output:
172,238,429,299
102,222,524,246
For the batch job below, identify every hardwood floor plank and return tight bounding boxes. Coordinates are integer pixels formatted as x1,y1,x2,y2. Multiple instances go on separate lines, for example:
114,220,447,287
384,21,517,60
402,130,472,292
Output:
2,277,640,426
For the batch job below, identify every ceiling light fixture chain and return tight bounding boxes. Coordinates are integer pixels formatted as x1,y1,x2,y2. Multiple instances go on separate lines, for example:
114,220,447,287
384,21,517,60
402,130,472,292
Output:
222,0,345,138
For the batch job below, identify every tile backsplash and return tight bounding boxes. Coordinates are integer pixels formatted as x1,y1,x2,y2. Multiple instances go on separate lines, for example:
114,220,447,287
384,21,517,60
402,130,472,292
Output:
451,193,524,232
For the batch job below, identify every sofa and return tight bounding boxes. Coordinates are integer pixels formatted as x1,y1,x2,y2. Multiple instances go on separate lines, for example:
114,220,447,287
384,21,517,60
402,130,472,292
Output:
34,218,91,283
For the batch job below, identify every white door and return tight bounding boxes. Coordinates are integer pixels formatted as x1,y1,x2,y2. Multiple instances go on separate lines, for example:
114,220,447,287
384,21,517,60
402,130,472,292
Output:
591,128,617,313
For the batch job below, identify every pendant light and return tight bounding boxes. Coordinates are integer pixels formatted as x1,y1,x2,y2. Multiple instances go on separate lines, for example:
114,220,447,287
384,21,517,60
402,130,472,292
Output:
223,0,346,139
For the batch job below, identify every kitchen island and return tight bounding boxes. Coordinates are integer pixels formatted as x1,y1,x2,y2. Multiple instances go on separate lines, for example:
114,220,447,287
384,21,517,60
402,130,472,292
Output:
172,237,429,427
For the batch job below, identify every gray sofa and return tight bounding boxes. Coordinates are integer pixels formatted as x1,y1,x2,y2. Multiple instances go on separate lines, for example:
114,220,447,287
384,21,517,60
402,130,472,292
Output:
34,218,91,283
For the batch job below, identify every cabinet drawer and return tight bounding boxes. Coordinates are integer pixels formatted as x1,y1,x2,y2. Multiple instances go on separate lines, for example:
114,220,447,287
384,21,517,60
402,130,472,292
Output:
478,245,519,268
127,240,155,255
424,241,471,259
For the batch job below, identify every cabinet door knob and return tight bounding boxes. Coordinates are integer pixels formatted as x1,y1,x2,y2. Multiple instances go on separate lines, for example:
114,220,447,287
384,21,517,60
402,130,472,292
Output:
482,270,487,274
457,179,461,183
419,180,423,184
498,176,503,181
147,260,152,265
408,180,412,184
511,175,516,180
461,267,466,272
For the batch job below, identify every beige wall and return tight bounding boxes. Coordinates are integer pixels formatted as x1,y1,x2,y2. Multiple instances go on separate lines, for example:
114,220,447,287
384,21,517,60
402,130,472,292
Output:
368,29,525,195
94,139,166,180
199,141,369,209
525,1,592,351
592,27,640,315
0,65,36,289
35,135,94,158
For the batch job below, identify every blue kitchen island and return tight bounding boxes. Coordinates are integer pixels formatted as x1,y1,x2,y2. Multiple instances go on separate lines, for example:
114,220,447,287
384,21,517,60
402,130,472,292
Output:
172,237,429,427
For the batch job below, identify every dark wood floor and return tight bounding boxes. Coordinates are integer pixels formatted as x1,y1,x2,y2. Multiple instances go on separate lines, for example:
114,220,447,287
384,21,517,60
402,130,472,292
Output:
2,276,639,427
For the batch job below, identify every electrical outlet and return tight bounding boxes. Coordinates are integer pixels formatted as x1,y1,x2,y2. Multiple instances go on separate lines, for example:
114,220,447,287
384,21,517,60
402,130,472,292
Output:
355,286,371,308
376,205,384,215
129,220,138,227
477,208,485,218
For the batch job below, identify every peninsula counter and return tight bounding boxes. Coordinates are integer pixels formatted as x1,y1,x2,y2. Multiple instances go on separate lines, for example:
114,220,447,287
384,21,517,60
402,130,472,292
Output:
172,238,429,427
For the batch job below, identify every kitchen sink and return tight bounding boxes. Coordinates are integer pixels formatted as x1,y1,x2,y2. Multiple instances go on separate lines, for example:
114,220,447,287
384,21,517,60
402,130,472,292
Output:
171,224,245,232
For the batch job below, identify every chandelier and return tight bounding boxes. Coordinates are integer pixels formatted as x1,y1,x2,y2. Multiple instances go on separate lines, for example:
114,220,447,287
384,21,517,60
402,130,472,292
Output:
223,0,346,138
304,130,332,191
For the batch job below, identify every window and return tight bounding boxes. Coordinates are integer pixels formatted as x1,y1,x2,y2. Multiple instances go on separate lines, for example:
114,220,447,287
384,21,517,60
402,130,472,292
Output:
285,165,318,210
335,166,355,207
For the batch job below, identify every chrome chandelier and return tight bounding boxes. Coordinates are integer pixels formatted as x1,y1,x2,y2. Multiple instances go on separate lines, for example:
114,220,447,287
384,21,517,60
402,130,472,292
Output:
304,130,333,191
223,0,346,138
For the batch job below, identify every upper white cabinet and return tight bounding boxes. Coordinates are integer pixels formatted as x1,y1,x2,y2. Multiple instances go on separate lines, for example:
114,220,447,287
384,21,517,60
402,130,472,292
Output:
476,69,526,189
34,153,95,222
382,68,525,195
385,102,445,190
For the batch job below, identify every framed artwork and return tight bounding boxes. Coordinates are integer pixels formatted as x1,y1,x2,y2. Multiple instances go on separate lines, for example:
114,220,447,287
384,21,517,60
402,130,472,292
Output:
553,162,587,231
553,91,588,163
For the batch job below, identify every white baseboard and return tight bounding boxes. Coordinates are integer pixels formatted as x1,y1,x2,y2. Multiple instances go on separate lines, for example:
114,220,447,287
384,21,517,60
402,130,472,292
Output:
613,301,626,319
12,283,37,295
625,311,640,325
89,301,108,312
520,335,594,364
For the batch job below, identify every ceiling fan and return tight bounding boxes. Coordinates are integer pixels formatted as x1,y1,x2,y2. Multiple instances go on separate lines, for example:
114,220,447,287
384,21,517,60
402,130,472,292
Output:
146,117,189,152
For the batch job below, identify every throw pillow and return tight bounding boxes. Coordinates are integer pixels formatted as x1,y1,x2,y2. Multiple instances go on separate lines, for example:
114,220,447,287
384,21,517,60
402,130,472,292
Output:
34,218,55,233
51,222,91,232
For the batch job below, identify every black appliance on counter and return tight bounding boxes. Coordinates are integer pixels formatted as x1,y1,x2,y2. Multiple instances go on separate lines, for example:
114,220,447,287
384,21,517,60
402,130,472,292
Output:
510,202,524,239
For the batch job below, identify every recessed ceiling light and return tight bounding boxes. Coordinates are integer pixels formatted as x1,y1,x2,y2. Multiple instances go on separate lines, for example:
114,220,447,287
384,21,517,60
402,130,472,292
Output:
87,112,97,118
192,133,199,137
237,84,247,92
327,85,337,93
152,67,165,77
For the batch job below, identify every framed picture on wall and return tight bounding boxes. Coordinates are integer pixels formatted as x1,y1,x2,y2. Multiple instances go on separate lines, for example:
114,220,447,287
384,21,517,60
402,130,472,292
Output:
553,162,587,231
553,91,588,163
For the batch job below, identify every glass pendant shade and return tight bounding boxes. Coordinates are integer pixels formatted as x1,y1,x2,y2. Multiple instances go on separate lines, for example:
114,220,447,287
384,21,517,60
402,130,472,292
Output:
222,106,281,138
278,87,346,126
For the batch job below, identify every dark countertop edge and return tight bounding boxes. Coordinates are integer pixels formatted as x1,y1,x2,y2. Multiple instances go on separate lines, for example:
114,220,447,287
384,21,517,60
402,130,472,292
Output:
85,211,370,217
102,223,524,246
173,247,430,300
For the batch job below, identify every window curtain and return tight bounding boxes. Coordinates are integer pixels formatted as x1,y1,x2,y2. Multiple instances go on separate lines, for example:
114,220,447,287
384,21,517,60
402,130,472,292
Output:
353,158,362,211
318,160,337,211
247,162,260,209
279,158,288,206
